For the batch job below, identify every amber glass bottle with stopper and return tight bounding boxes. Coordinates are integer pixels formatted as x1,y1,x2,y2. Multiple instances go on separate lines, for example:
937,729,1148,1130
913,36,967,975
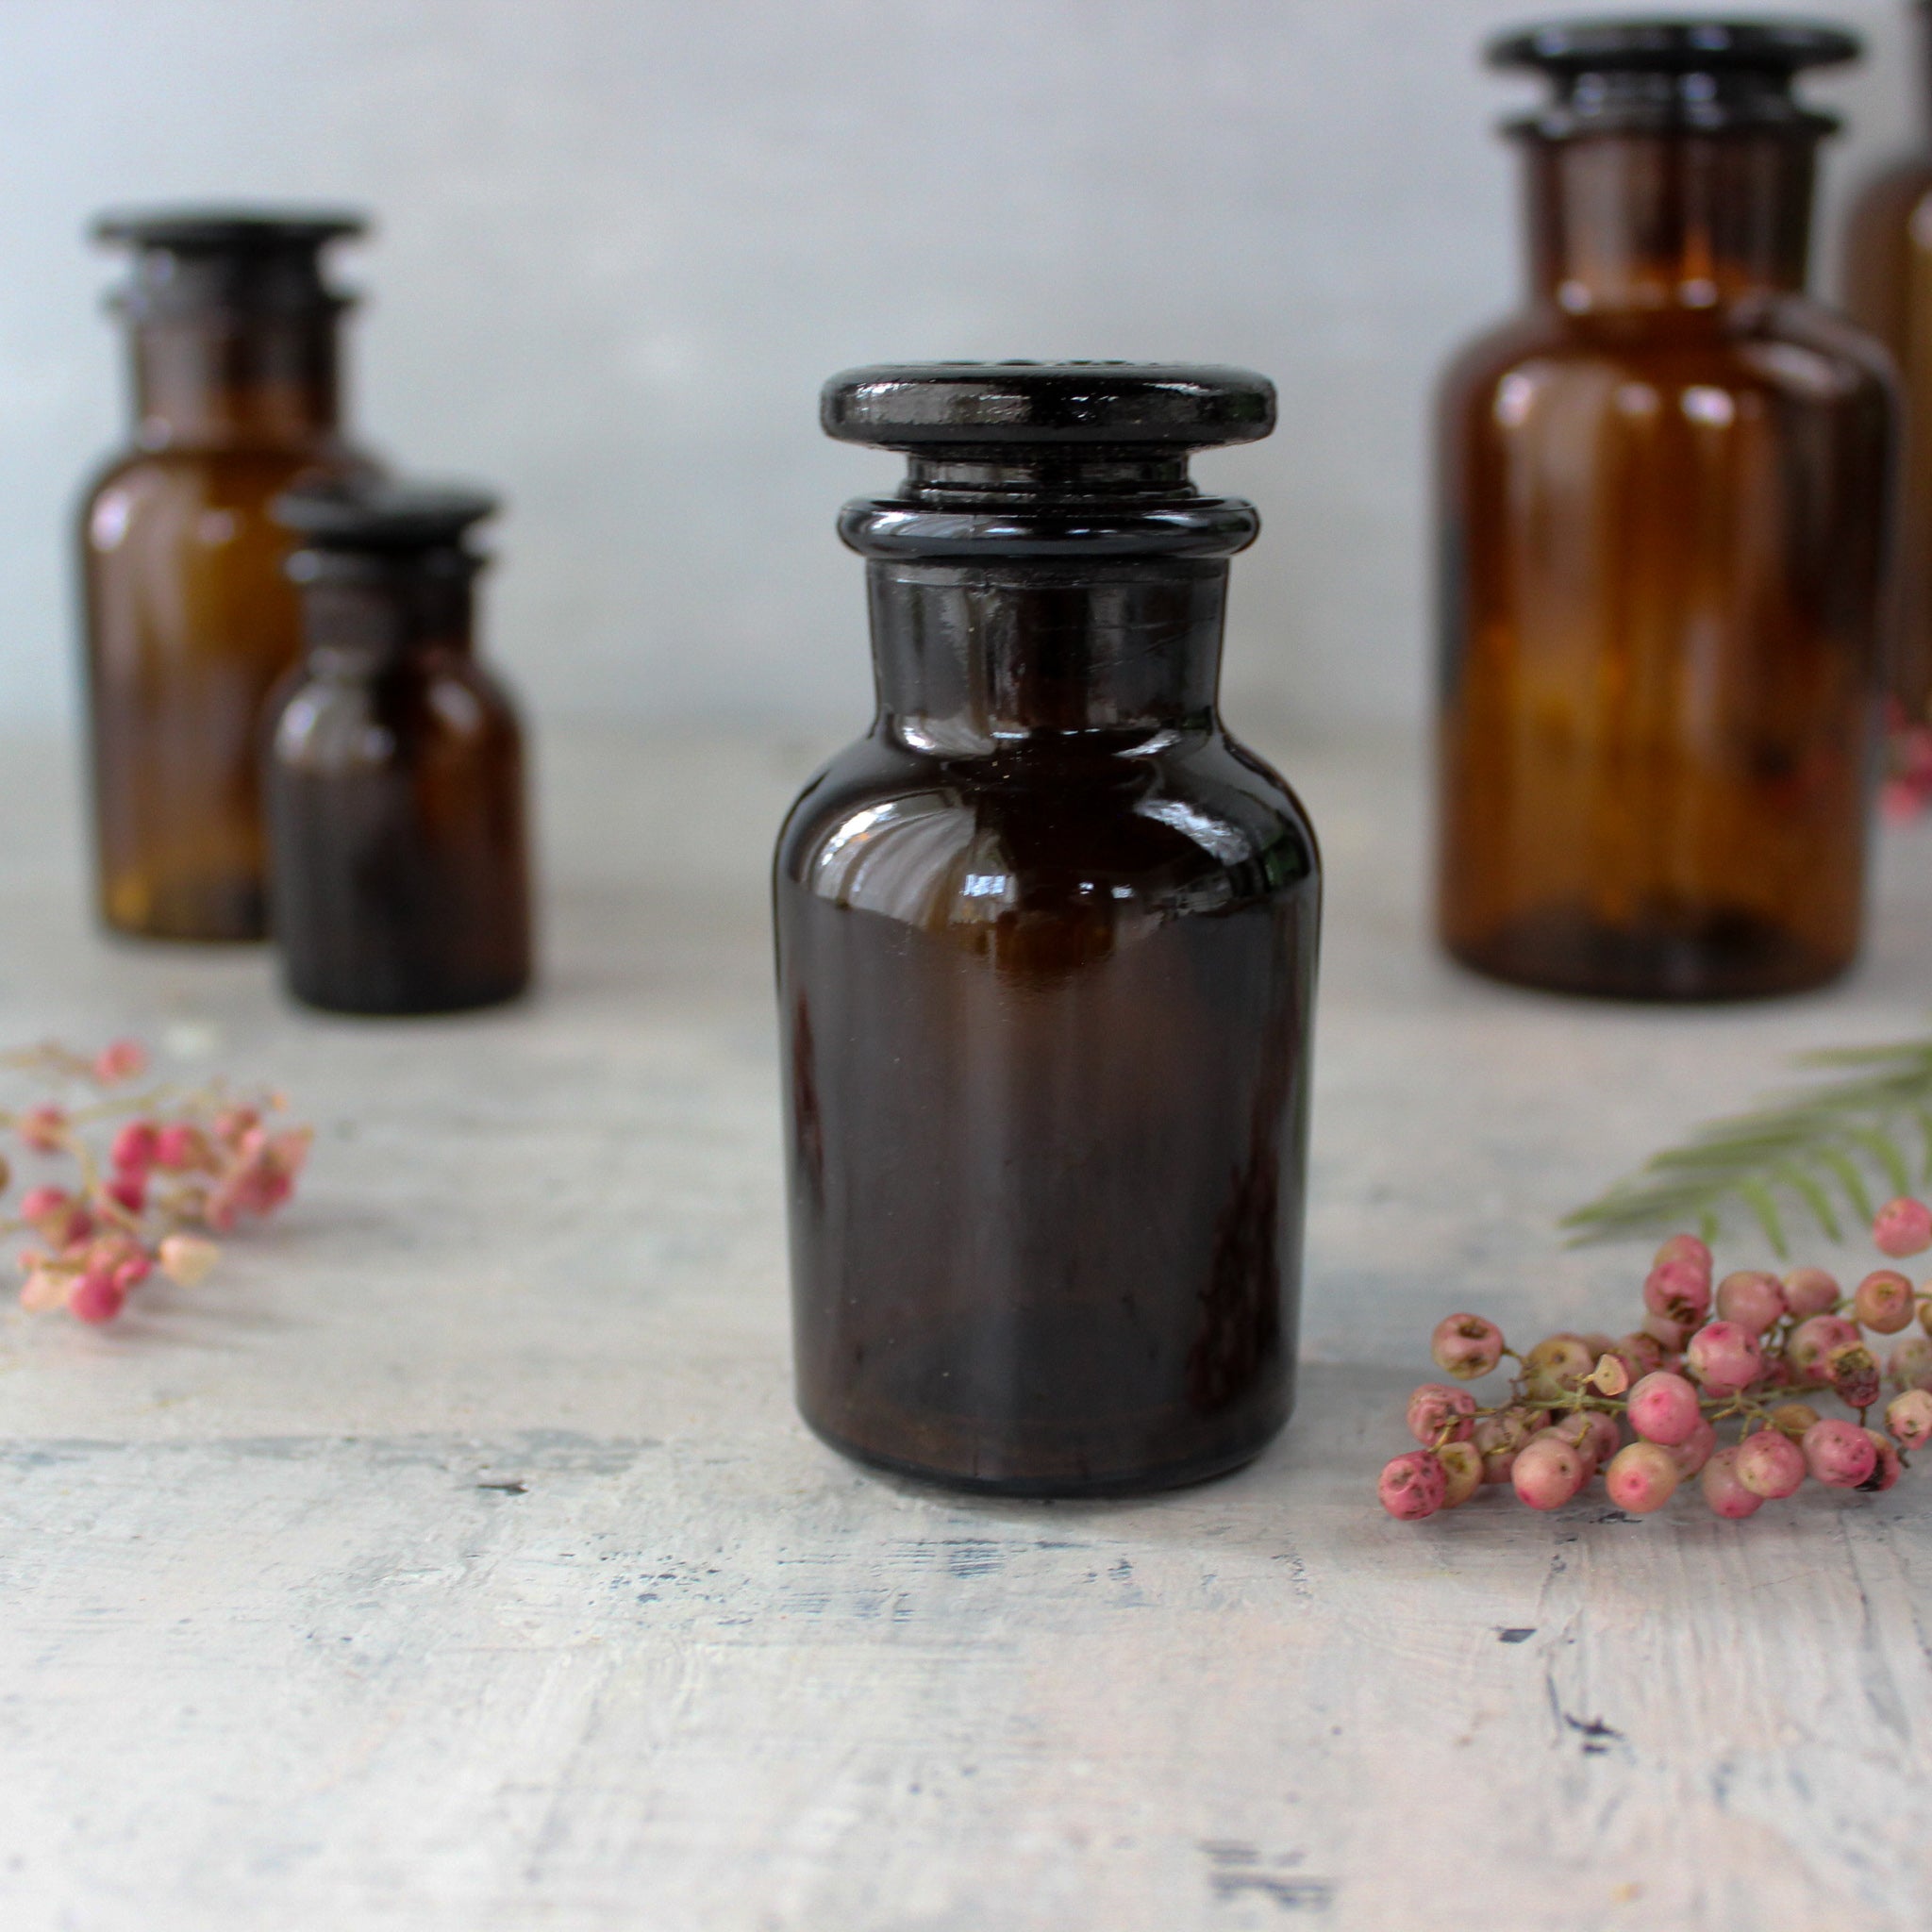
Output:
1845,1,1932,728
775,363,1321,1496
1437,22,1894,1000
266,481,531,1015
81,208,375,941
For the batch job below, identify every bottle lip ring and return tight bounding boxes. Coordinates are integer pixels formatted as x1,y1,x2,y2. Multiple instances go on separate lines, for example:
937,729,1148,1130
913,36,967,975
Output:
275,479,500,553
839,496,1261,561
1487,18,1861,74
823,363,1275,454
92,207,370,252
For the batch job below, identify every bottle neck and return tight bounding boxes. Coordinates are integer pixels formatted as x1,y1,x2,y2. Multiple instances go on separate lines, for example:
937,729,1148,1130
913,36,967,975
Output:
1523,130,1816,314
297,567,475,674
867,558,1225,752
129,310,343,449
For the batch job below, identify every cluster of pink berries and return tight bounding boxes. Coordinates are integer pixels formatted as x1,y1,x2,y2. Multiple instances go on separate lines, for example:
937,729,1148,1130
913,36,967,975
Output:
1379,1199,1932,1523
1882,708,1932,823
1,1040,309,1325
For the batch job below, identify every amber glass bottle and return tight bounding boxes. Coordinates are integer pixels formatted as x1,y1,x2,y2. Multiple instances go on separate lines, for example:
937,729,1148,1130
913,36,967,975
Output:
1438,22,1894,1000
81,209,374,941
1845,2,1932,725
775,364,1320,1497
265,481,531,1015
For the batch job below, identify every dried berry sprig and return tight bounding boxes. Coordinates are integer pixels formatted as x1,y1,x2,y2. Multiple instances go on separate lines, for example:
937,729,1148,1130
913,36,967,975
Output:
0,1039,308,1325
1380,1201,1932,1523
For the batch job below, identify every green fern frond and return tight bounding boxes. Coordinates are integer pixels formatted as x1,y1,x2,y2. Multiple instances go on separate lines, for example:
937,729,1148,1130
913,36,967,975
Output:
1562,1034,1932,1251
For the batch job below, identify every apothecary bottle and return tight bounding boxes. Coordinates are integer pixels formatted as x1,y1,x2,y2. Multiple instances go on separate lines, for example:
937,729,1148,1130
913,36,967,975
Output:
1845,2,1932,726
774,364,1321,1496
1437,23,1895,1000
81,208,375,941
266,481,532,1015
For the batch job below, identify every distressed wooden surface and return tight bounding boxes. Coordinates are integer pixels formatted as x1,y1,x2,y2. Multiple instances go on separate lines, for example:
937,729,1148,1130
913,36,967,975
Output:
4,725,1932,1932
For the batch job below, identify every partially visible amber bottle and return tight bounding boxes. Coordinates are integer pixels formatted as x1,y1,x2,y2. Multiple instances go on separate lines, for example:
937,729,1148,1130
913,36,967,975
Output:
1438,21,1895,1000
265,481,532,1015
1845,2,1932,725
81,208,375,941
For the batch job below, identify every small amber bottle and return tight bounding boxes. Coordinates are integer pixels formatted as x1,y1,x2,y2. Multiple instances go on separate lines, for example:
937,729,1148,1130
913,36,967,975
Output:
81,208,375,941
1437,22,1895,1001
1845,1,1932,726
265,481,532,1015
775,363,1321,1496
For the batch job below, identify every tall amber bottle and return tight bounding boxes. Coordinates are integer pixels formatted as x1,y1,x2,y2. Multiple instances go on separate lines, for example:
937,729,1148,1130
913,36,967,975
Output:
1845,2,1932,726
775,364,1321,1497
1438,22,1894,1000
81,209,374,941
266,481,531,1016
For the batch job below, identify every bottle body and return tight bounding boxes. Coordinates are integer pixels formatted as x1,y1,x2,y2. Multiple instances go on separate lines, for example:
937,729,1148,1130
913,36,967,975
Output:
776,554,1319,1494
265,543,531,1017
1844,156,1932,725
82,430,363,941
81,287,369,941
1437,125,1894,1000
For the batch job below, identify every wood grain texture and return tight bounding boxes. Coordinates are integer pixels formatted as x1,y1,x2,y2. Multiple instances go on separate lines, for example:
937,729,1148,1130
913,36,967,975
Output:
2,726,1931,1931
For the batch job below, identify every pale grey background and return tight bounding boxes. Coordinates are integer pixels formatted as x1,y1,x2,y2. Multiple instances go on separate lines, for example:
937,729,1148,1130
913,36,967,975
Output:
0,0,1916,740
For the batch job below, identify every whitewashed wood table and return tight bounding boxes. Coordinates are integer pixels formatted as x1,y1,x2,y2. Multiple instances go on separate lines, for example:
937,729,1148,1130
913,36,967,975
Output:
5,724,1932,1932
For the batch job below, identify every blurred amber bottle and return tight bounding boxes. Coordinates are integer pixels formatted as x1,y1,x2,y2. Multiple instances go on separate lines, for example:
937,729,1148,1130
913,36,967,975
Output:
1845,2,1932,726
266,482,532,1016
81,209,375,941
1438,22,1895,1000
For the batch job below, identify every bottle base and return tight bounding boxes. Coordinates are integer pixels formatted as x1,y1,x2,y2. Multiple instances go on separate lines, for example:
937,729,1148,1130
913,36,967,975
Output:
283,974,531,1017
1444,905,1853,1004
799,1410,1284,1499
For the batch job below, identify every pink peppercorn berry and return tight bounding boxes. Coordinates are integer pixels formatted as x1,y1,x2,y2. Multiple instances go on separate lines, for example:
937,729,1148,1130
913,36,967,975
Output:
67,1271,125,1324
1430,1314,1506,1381
109,1119,160,1175
1734,1428,1806,1500
1860,1430,1903,1493
1886,1389,1932,1451
1854,1270,1916,1335
1512,1436,1586,1510
1643,1260,1711,1327
1654,1233,1712,1280
1686,1320,1764,1396
1873,1196,1932,1259
1782,1268,1841,1321
1523,1334,1595,1402
1714,1270,1786,1335
1435,1441,1484,1508
1790,1315,1861,1384
1889,1336,1932,1392
1802,1418,1877,1489
1605,1441,1680,1513
92,1040,146,1085
1666,1417,1717,1479
16,1105,66,1154
1826,1343,1882,1413
1627,1370,1702,1447
1700,1446,1764,1520
1406,1384,1477,1447
1378,1451,1448,1521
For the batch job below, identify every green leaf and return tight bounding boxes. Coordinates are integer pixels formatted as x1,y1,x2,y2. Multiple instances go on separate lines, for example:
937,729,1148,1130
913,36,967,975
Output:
1844,1125,1910,1199
1739,1178,1788,1258
1565,1031,1932,1249
1816,1145,1875,1225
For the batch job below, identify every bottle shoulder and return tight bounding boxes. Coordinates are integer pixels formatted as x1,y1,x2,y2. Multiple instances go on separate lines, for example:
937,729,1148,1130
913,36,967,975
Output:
80,443,376,550
270,651,520,774
1442,299,1894,423
776,726,1319,928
